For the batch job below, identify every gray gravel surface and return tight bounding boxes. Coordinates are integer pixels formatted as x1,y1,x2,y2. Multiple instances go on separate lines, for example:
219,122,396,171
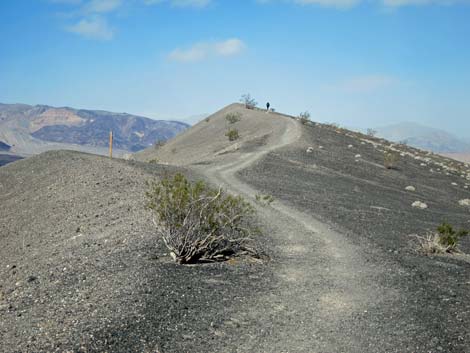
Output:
238,121,470,352
0,151,274,353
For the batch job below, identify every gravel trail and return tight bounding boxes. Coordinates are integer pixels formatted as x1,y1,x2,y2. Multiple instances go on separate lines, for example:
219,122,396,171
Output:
193,116,418,352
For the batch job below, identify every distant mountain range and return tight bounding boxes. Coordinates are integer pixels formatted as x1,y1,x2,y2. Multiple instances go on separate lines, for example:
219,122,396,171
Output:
374,122,470,153
0,103,190,156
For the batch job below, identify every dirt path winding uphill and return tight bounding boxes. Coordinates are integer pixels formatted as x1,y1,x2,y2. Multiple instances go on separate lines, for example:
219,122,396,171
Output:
192,114,431,352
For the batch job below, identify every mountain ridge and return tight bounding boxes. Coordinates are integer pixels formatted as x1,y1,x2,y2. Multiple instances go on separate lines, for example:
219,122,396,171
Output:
0,103,189,156
374,121,470,153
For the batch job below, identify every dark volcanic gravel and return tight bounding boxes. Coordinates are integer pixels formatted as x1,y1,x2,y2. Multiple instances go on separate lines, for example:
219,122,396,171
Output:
239,122,470,352
0,151,273,353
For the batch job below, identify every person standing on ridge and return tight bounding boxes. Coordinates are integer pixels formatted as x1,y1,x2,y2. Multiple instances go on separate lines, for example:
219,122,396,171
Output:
266,102,270,113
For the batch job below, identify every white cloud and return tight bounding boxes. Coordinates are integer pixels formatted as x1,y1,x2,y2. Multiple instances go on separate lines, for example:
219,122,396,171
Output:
169,43,208,62
293,0,361,8
49,0,82,4
214,39,246,56
144,0,211,7
66,16,114,40
84,0,123,13
381,0,468,6
338,75,397,93
259,0,468,8
169,38,246,62
257,0,360,8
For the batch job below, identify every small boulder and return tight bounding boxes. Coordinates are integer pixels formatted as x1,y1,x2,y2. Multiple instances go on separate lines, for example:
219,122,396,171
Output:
355,154,361,159
412,201,428,209
458,199,470,206
405,186,416,192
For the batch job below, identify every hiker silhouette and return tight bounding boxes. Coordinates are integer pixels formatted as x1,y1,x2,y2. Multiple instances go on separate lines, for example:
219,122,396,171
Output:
266,102,270,112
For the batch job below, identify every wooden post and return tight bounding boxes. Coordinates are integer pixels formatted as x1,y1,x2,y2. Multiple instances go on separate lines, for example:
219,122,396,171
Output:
109,131,113,159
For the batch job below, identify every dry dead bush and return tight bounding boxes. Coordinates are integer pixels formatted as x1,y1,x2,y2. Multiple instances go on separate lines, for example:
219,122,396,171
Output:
240,94,257,109
146,173,258,264
299,111,311,125
384,152,399,169
412,222,469,254
412,233,453,254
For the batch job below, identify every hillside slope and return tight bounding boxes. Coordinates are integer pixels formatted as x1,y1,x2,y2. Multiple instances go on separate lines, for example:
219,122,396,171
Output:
137,103,470,352
135,103,289,165
238,120,470,352
0,103,189,156
0,151,272,352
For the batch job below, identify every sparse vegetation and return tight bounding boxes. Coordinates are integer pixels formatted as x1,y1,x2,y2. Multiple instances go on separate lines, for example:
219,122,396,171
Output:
255,194,274,206
325,122,339,129
205,117,210,123
154,140,166,150
414,222,469,254
299,111,311,125
146,173,258,264
240,94,257,109
398,139,408,146
149,158,159,164
436,222,468,250
225,112,242,124
366,128,377,137
413,233,451,254
384,151,399,169
225,128,240,141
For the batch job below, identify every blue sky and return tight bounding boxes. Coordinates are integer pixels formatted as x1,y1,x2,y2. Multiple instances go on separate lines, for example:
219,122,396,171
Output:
1,0,470,136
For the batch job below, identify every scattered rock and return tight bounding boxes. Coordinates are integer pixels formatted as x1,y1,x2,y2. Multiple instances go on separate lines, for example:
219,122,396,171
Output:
405,186,416,192
355,154,361,159
306,147,314,153
348,144,353,148
412,201,428,209
451,182,458,186
26,275,37,283
458,199,470,206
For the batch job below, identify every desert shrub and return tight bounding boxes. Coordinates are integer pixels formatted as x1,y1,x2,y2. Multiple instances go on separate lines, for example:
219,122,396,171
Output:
146,173,257,264
325,122,339,129
149,158,159,164
437,222,468,249
255,194,274,206
414,222,469,254
225,128,240,141
154,140,166,150
240,94,257,109
299,111,311,125
366,128,377,137
205,117,210,123
384,152,399,169
225,112,242,124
